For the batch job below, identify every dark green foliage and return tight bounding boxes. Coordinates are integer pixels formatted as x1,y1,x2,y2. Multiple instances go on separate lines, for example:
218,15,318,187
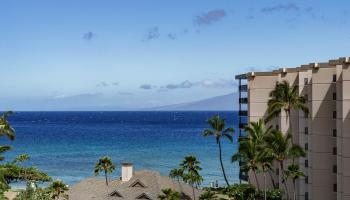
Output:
169,168,183,182
158,188,181,200
255,188,284,200
221,184,283,200
47,180,69,200
199,190,218,200
0,111,15,140
171,155,203,200
222,184,256,200
232,119,273,190
180,155,203,187
266,80,308,123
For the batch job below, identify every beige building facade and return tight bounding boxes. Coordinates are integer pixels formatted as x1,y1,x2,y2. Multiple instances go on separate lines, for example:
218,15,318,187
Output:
236,57,350,200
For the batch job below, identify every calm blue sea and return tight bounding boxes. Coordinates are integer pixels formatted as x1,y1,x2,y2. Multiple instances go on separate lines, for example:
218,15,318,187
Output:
5,111,240,187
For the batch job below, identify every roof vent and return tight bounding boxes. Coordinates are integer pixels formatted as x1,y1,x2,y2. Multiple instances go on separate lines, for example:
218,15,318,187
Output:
109,191,123,197
136,193,152,200
345,57,350,64
129,179,146,188
282,68,287,74
250,72,255,77
122,163,133,182
313,62,319,69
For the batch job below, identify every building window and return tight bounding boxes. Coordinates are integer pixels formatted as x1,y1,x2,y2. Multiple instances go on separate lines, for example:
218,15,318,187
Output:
333,111,337,119
305,143,309,150
333,165,337,173
333,74,337,82
333,92,337,100
333,129,337,137
304,78,308,85
276,125,279,131
305,111,308,118
333,184,337,192
305,192,309,200
276,168,279,175
333,147,337,155
304,94,308,101
305,176,309,184
305,127,308,135
305,160,309,168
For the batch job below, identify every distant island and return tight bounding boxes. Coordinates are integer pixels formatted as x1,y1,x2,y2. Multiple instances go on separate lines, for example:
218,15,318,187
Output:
58,93,238,111
148,93,238,111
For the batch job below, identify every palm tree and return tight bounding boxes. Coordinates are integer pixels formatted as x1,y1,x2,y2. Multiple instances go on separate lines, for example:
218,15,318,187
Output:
203,115,234,186
290,144,306,165
47,180,68,200
94,156,115,186
266,80,308,134
180,155,203,200
232,139,261,189
264,130,305,199
0,146,11,161
199,190,217,200
169,168,183,182
284,164,305,200
169,168,184,194
13,154,30,192
158,188,181,200
0,111,15,140
264,130,291,198
243,119,271,144
232,119,271,190
257,149,275,200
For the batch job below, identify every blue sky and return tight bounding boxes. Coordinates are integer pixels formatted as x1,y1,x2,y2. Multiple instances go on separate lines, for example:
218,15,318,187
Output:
1,0,350,110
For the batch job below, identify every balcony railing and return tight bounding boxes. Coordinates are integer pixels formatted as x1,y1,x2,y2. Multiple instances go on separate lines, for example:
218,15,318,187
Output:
239,85,248,92
239,171,249,181
238,110,248,116
239,98,248,104
239,123,247,129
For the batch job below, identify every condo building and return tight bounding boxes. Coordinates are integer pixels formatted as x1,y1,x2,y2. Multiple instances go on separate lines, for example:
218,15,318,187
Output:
235,57,350,200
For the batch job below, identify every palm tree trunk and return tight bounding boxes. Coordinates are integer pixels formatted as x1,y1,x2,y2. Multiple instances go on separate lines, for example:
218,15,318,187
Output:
293,179,296,200
264,173,267,200
268,170,276,188
192,184,196,200
284,181,289,200
104,170,108,186
287,110,295,145
279,161,289,200
253,169,260,190
106,182,110,200
177,178,183,194
218,140,230,186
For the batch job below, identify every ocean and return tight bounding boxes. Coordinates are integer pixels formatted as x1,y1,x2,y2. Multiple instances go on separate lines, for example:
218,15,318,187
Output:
5,111,240,187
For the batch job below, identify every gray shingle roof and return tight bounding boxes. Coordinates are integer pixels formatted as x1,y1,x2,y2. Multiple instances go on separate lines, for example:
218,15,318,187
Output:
68,170,202,200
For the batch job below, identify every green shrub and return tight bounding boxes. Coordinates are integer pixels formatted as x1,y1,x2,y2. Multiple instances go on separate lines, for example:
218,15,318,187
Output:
255,188,284,200
199,190,217,200
14,187,51,200
220,184,283,200
222,184,256,200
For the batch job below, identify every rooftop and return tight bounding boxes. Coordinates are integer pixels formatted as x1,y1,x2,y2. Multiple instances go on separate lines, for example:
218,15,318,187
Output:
68,169,201,200
235,56,350,79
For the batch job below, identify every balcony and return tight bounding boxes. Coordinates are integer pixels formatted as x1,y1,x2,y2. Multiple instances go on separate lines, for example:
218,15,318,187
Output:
238,110,248,116
239,98,248,104
239,171,249,181
239,123,247,129
239,85,248,92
